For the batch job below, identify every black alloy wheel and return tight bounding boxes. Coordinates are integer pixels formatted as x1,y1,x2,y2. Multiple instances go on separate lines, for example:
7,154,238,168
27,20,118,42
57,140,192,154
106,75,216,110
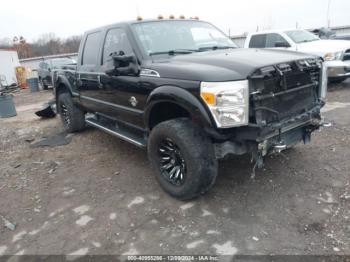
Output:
158,138,186,186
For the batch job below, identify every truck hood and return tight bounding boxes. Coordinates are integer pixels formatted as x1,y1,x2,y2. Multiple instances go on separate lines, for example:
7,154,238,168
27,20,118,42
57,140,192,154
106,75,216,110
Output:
296,39,350,56
148,48,317,82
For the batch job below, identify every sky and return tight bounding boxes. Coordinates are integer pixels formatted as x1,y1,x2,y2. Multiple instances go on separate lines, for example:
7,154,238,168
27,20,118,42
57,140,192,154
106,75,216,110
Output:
0,0,349,42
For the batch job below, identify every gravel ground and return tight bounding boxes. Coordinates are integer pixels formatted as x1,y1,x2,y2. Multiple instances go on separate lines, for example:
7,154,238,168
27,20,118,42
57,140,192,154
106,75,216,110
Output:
0,81,349,258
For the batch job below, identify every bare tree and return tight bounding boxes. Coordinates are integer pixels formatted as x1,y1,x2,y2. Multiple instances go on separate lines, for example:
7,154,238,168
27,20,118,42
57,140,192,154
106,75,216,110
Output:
62,36,81,53
4,33,82,59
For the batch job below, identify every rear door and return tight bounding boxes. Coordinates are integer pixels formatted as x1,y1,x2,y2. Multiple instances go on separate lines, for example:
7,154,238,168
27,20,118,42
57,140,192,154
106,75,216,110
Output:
76,30,103,112
265,33,291,49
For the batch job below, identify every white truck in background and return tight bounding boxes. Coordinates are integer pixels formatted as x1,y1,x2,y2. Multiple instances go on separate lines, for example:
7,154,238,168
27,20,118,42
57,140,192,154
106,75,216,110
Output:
0,49,20,86
244,29,350,83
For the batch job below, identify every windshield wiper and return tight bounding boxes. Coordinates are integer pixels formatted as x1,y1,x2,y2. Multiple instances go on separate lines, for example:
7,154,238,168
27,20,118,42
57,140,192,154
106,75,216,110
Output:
299,39,318,43
149,49,199,56
198,46,236,51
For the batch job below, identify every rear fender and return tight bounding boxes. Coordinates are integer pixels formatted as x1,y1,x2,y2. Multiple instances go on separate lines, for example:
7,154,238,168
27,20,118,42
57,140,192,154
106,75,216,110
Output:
55,75,74,97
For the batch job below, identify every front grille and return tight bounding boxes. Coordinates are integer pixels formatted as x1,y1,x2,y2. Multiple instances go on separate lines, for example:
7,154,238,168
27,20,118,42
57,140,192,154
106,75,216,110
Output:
249,59,321,126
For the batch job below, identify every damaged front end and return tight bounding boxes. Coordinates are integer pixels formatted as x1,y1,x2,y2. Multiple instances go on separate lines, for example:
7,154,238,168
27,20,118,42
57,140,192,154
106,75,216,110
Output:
214,57,329,167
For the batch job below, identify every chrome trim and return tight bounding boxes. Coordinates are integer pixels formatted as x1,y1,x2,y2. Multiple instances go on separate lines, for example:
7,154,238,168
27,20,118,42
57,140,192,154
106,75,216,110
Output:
86,118,145,147
140,69,160,77
250,90,261,95
80,95,143,115
320,64,328,99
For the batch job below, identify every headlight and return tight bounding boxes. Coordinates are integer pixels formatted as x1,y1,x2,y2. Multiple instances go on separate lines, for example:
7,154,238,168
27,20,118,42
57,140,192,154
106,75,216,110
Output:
200,80,249,128
324,51,343,61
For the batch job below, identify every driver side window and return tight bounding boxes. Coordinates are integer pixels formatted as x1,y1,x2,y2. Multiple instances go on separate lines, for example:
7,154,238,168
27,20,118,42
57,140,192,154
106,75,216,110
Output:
102,28,133,65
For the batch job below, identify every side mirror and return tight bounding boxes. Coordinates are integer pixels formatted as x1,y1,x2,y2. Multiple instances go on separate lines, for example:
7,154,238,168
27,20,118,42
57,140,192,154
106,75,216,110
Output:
106,52,140,76
275,41,290,48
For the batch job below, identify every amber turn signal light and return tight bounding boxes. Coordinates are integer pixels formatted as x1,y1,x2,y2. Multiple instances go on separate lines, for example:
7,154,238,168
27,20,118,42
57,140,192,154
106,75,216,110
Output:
201,92,215,105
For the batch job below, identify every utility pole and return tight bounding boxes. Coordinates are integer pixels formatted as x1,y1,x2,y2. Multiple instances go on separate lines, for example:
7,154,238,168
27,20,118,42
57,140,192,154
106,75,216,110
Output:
327,0,331,28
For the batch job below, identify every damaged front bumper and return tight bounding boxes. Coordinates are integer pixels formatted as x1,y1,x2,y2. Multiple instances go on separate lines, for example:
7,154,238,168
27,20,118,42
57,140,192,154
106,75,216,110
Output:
213,104,329,166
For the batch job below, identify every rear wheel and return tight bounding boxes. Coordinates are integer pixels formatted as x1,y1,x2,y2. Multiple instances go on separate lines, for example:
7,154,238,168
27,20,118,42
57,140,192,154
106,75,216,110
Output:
148,118,218,200
57,92,85,133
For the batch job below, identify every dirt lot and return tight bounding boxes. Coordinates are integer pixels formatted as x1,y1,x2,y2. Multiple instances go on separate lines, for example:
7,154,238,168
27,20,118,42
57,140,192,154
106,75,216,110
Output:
0,81,349,257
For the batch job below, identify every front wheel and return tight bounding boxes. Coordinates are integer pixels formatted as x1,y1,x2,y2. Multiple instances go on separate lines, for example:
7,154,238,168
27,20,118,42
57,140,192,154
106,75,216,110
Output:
57,92,85,133
148,119,218,200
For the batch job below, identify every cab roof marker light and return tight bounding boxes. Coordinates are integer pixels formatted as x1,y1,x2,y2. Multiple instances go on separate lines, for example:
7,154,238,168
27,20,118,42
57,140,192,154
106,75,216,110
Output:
158,15,163,19
137,16,143,21
169,15,175,19
179,15,185,19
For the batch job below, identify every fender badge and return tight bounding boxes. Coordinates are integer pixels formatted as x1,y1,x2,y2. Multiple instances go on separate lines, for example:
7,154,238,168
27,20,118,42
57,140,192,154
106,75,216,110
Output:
129,96,138,107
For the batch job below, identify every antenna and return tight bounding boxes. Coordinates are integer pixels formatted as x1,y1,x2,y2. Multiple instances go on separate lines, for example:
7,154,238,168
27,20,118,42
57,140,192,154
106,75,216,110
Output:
135,0,140,17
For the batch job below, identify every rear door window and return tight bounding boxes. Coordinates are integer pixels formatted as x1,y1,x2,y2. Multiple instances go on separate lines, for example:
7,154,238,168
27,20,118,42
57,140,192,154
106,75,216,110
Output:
249,34,266,48
82,31,102,65
266,33,290,47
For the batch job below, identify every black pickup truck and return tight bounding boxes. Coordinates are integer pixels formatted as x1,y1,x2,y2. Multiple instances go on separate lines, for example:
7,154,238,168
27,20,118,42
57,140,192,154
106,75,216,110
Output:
53,18,328,200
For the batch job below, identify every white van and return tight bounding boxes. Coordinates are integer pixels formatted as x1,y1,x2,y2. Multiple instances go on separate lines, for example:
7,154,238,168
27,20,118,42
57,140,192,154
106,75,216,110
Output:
0,49,20,86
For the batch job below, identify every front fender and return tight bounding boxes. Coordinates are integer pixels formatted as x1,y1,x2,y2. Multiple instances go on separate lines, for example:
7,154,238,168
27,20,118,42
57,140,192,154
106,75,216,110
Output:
144,85,214,129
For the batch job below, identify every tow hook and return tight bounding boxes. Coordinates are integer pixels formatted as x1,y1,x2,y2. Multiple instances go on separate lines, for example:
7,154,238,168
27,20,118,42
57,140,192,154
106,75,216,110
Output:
319,117,332,128
310,117,332,128
321,122,332,127
273,143,287,153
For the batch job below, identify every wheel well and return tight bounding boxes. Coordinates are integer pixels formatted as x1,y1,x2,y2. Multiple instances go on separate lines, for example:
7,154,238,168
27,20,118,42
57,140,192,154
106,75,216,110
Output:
56,83,70,96
149,102,190,129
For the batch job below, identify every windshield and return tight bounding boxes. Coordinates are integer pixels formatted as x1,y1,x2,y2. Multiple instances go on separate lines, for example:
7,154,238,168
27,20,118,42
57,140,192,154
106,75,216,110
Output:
285,30,320,43
51,58,76,68
132,20,237,55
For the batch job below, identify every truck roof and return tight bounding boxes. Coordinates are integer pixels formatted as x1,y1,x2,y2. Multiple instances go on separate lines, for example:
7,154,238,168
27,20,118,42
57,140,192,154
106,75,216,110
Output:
247,28,307,35
84,18,205,34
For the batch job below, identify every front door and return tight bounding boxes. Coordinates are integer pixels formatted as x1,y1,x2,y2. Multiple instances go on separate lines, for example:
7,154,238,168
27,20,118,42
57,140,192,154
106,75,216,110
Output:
98,27,145,128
